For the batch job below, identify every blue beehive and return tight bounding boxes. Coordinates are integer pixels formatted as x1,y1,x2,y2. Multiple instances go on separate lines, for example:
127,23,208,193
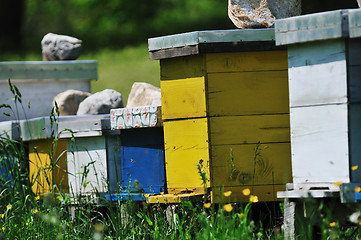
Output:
106,106,165,201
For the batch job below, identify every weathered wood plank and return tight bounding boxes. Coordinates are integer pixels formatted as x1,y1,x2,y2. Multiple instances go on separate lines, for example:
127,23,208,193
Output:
290,104,350,183
163,118,210,193
149,45,199,60
160,55,205,80
67,136,108,195
205,51,288,73
211,143,291,187
210,114,290,145
207,71,289,116
288,40,347,107
106,135,122,193
160,77,207,120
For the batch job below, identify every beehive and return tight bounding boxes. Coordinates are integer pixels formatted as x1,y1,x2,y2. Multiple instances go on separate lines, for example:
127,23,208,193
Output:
275,9,361,191
21,114,118,196
106,106,165,201
149,29,292,202
0,60,97,122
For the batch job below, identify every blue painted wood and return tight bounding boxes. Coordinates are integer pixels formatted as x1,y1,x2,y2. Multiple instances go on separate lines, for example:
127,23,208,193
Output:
120,127,165,194
105,193,146,202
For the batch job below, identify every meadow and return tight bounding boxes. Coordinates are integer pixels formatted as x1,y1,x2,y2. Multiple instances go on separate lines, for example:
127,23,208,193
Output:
1,45,361,239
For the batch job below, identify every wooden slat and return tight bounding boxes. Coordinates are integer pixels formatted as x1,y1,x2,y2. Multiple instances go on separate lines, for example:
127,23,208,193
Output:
29,139,68,194
163,118,210,193
149,45,199,60
106,135,122,193
208,71,289,116
290,104,350,184
288,40,347,107
160,55,205,80
205,51,288,73
67,136,108,194
210,114,290,145
211,143,291,187
161,77,207,120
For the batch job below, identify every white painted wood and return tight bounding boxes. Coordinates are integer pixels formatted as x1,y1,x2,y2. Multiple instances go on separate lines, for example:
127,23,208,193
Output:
289,60,347,107
67,136,108,195
290,104,350,183
0,79,90,121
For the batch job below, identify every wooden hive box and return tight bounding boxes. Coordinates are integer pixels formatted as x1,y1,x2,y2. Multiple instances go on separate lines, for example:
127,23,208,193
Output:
148,29,292,202
275,9,361,193
106,106,165,202
0,60,97,122
21,114,119,196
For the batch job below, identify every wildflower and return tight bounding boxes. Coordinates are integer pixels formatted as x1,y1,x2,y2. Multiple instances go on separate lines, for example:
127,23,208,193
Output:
0,214,4,219
144,194,150,198
6,205,12,210
352,165,359,171
329,222,336,227
26,222,29,226
239,213,244,218
35,196,40,201
249,195,259,203
355,187,361,193
223,191,232,197
334,182,343,186
1,226,5,231
349,212,361,223
203,203,211,209
359,222,361,226
242,188,251,196
33,209,38,214
223,204,233,212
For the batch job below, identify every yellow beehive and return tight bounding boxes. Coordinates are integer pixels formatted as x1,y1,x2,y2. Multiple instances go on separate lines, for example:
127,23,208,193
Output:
29,139,68,194
149,29,292,202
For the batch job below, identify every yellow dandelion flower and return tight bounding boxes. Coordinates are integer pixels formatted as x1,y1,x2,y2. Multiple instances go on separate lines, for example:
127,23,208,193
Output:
33,209,38,214
26,222,29,226
203,203,211,209
2,226,5,231
355,187,361,193
359,221,361,226
334,182,343,186
223,191,232,197
239,213,244,218
6,205,12,210
329,222,336,227
223,204,233,212
35,196,40,201
249,195,259,203
352,165,359,171
242,188,251,196
144,194,150,198
0,214,4,219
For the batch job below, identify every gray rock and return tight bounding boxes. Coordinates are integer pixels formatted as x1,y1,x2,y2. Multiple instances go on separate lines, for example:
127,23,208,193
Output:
358,0,361,8
77,89,124,115
53,89,91,116
41,33,82,61
228,0,301,29
126,82,161,108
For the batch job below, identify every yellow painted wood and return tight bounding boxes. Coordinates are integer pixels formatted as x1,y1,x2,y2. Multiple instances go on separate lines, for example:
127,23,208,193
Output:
29,139,68,194
208,71,289,116
161,77,207,120
146,193,203,204
211,143,291,187
213,184,286,203
160,55,205,80
164,118,210,193
210,114,290,145
205,51,288,73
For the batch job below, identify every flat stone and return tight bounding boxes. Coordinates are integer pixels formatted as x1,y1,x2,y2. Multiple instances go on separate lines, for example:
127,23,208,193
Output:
228,0,301,29
53,89,91,116
41,33,82,61
126,82,161,108
77,89,124,115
